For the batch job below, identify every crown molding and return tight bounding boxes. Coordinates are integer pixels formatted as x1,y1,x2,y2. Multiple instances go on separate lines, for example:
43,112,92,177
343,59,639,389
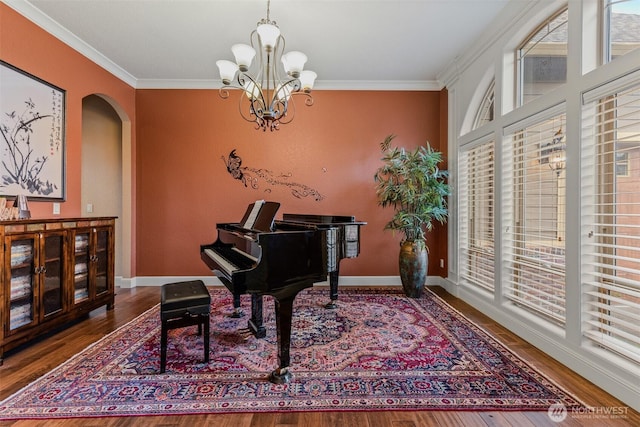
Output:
135,78,442,91
135,79,219,90
4,0,137,87
437,0,540,88
313,80,442,91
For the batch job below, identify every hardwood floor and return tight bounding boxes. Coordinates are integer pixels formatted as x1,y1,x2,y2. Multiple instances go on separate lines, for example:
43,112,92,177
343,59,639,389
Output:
1,286,638,427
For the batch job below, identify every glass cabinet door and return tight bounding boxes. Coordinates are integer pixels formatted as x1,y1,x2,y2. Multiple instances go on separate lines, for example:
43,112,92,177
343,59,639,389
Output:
7,237,36,332
73,232,91,304
41,232,65,318
94,228,111,296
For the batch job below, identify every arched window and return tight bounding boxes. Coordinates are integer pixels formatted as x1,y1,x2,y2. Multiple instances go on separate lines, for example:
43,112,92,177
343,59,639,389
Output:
517,8,568,105
472,79,495,130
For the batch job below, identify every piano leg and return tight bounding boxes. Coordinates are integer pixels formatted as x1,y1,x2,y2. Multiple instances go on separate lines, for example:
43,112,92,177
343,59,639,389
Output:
231,293,243,318
268,293,296,384
248,294,267,338
325,268,340,309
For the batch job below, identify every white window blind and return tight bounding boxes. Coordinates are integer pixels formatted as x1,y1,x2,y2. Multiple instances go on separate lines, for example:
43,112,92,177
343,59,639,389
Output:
459,139,495,292
582,81,640,364
503,112,567,325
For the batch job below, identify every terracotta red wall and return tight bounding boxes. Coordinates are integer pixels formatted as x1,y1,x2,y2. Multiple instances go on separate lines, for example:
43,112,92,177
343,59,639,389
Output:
136,89,449,277
2,3,449,279
0,4,136,219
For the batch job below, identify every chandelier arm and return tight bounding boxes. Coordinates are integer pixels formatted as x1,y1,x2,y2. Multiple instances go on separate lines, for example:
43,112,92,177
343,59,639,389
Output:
275,34,286,71
249,29,266,87
234,87,265,128
237,72,268,109
237,96,257,124
290,91,315,107
271,80,298,104
219,87,231,99
277,98,295,125
279,76,301,91
218,80,249,99
264,33,286,105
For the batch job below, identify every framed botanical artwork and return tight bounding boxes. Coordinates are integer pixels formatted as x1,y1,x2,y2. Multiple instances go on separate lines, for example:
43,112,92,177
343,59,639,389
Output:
0,60,65,200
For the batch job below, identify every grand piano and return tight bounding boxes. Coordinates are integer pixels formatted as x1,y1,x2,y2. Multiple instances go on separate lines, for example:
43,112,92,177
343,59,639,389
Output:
200,201,329,383
276,213,366,308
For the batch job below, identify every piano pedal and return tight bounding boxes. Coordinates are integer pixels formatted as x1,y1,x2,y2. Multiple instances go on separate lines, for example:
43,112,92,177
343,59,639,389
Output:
229,309,244,318
238,328,253,340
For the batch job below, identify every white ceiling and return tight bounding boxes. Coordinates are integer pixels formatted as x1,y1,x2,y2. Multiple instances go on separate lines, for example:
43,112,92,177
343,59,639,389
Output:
9,0,518,89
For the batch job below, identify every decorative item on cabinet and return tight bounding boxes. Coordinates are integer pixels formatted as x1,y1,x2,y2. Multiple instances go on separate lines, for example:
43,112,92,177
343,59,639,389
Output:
13,195,31,219
0,197,20,220
0,217,116,364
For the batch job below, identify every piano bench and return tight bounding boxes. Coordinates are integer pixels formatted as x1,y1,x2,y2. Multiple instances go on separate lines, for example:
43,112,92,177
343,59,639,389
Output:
160,280,211,373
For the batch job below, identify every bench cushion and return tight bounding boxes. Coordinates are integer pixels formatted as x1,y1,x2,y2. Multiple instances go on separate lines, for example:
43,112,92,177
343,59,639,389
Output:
161,280,211,320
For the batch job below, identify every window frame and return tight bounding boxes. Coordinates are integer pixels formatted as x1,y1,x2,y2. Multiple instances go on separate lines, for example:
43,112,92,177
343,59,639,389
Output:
502,106,568,326
516,6,569,106
459,136,496,292
581,76,640,364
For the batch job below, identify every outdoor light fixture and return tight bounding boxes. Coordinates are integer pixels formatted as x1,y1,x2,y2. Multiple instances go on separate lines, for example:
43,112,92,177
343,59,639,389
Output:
216,0,317,131
548,128,566,176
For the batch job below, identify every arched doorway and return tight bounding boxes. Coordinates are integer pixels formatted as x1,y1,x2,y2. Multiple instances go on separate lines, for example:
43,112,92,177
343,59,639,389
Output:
81,94,132,283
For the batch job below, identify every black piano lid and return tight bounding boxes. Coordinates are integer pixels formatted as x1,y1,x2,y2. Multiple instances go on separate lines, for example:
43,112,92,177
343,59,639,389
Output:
281,213,366,225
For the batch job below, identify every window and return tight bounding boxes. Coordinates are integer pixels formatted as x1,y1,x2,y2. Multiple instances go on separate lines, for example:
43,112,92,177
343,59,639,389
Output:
503,109,567,325
582,79,640,363
459,139,495,292
517,8,568,105
452,0,640,403
472,79,495,130
616,151,630,176
603,0,640,63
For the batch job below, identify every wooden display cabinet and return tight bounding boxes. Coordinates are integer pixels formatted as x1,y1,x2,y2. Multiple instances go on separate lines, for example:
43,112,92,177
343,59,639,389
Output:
69,226,114,308
5,230,66,334
0,217,115,364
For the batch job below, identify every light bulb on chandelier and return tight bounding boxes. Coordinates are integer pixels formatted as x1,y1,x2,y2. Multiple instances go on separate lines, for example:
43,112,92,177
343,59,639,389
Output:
216,0,317,131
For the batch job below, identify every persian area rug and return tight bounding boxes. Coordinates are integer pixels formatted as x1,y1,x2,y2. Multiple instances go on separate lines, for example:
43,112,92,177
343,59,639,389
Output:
0,287,584,419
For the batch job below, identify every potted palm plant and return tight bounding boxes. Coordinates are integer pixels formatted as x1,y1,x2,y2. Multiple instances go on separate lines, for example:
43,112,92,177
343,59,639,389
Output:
374,134,451,298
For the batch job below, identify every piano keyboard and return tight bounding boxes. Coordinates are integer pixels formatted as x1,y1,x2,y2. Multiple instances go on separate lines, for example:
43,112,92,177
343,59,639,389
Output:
204,247,257,275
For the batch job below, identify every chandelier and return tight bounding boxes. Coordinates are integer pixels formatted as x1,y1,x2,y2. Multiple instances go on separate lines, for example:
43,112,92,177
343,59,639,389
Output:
216,0,317,132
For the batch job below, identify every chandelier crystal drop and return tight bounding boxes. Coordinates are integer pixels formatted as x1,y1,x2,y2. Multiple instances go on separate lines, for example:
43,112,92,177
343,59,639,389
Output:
216,0,317,131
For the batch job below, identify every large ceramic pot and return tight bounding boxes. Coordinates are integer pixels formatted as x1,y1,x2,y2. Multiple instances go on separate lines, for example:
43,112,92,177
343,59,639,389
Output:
399,240,428,298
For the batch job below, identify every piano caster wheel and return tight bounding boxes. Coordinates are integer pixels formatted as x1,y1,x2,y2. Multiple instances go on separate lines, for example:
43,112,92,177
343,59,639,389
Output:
325,300,337,309
268,367,293,384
